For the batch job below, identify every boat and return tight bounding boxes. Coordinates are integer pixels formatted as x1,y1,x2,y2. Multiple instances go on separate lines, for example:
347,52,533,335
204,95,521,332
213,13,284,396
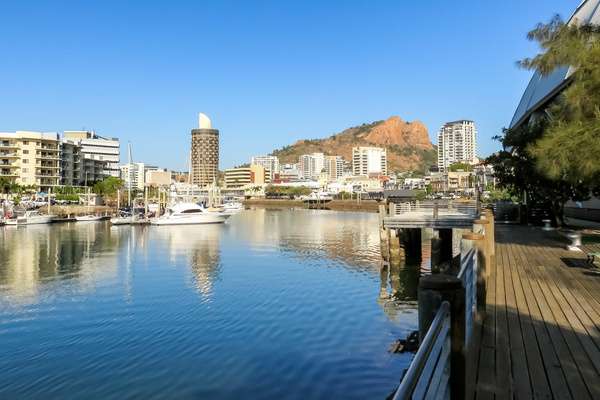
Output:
75,215,105,222
151,202,230,225
300,191,334,204
5,210,56,225
222,201,244,214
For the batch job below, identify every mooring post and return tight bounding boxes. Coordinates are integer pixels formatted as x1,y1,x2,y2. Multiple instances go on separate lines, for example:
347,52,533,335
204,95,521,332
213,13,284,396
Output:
418,274,466,400
473,219,492,277
461,233,486,316
482,208,496,257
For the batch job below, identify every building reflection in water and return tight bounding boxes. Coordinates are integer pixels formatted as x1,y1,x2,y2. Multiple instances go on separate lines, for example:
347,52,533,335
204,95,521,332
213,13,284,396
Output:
0,222,124,306
230,208,382,271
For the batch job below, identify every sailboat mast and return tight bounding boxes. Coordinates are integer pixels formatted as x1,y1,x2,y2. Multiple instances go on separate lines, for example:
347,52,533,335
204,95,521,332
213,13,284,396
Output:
128,143,132,208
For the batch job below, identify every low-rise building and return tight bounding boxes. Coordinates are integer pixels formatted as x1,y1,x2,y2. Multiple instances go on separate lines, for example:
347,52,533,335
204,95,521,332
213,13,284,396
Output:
224,164,271,189
251,155,279,180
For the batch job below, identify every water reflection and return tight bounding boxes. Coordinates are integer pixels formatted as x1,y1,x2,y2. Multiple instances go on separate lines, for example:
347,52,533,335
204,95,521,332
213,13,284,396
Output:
149,225,221,299
0,209,414,400
0,223,123,305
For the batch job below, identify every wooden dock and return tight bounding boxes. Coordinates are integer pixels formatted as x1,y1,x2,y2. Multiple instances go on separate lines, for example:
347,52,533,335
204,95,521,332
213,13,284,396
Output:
473,225,600,399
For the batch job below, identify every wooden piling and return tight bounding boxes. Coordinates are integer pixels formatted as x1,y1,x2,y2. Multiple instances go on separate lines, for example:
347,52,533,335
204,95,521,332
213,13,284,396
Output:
473,219,492,276
439,228,453,263
378,204,390,263
389,229,406,268
461,233,486,316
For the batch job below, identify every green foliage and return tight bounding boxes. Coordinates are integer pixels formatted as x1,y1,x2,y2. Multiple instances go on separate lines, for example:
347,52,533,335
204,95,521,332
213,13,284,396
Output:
264,185,312,198
449,162,473,172
415,190,427,201
92,176,124,196
519,15,600,183
487,121,596,225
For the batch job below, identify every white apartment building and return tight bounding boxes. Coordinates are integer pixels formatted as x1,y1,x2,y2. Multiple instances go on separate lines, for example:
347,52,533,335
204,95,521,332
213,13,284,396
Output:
120,163,158,191
64,131,120,177
324,155,344,181
437,120,477,172
250,155,279,180
352,146,387,176
298,153,325,180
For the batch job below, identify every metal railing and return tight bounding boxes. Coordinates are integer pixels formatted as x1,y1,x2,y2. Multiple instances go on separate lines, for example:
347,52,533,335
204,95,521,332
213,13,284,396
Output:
394,245,479,399
390,200,479,219
394,301,451,400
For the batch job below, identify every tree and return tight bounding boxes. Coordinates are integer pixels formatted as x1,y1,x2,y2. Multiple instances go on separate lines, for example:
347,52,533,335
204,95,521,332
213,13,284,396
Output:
487,121,594,226
518,15,600,184
93,176,124,197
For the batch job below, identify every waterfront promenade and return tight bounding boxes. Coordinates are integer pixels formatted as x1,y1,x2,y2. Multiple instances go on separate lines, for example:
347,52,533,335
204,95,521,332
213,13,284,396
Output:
474,225,600,399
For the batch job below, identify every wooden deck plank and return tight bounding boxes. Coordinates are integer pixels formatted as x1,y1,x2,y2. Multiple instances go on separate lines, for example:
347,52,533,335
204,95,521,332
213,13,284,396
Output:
501,242,533,398
474,225,600,400
494,237,513,400
516,231,597,399
511,240,572,400
506,241,554,399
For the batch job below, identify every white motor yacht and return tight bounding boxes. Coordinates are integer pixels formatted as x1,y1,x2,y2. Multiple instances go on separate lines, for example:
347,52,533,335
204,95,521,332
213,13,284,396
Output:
5,210,56,225
222,201,244,214
151,202,230,225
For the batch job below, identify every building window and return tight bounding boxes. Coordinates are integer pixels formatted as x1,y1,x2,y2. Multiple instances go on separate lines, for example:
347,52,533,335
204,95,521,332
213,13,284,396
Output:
22,159,28,164
22,149,29,154
22,168,28,173
22,141,28,145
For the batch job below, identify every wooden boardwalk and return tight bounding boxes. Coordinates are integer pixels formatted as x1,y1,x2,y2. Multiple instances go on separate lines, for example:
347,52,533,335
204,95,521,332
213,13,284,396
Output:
473,225,600,400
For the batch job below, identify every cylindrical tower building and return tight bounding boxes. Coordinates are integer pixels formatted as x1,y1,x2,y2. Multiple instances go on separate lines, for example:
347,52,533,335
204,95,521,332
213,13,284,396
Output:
191,113,219,187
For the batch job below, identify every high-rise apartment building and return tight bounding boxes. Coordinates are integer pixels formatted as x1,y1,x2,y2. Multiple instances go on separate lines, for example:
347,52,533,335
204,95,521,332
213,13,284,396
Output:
63,130,120,177
437,120,477,172
191,113,219,187
250,155,279,180
352,146,387,176
324,155,344,181
298,153,325,180
0,131,62,191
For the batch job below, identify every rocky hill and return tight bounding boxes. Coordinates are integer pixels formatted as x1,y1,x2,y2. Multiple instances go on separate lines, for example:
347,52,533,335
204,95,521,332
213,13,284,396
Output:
271,116,436,173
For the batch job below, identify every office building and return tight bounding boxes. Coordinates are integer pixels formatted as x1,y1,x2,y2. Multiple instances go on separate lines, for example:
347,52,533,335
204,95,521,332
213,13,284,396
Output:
224,164,270,189
299,153,325,180
63,130,120,178
436,120,477,172
352,146,387,176
251,155,279,180
191,113,219,187
324,155,344,181
0,131,61,191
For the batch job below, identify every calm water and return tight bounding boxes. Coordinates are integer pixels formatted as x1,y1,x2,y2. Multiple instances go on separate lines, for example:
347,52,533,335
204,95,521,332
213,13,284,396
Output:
0,208,417,399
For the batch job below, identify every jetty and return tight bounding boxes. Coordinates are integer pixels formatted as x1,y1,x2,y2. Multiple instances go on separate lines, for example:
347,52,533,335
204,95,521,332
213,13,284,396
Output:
385,203,600,399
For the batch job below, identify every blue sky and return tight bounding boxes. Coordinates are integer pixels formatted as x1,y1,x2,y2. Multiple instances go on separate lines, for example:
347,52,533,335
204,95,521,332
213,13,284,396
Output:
0,0,576,170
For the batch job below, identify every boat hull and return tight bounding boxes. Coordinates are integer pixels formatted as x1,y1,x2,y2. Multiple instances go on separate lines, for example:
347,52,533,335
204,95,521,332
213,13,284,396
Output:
151,214,228,225
5,216,55,225
75,216,105,222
